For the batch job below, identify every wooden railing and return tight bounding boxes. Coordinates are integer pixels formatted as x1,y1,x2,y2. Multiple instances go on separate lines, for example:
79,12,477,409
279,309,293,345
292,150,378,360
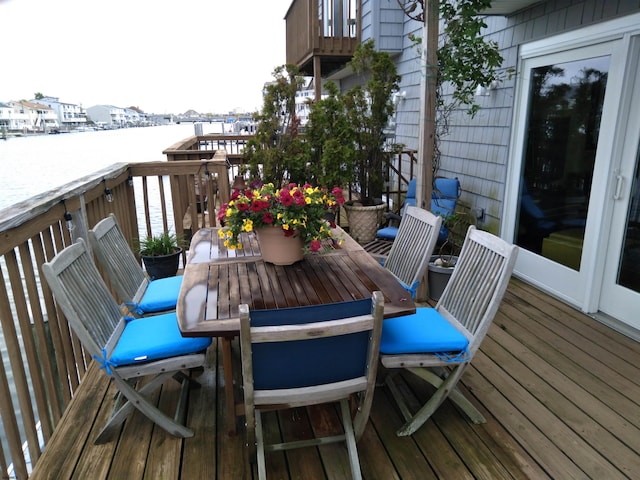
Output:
0,157,233,478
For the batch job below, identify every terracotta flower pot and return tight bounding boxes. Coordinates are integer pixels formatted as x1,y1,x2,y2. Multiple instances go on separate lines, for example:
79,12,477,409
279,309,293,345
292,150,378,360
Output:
255,227,304,265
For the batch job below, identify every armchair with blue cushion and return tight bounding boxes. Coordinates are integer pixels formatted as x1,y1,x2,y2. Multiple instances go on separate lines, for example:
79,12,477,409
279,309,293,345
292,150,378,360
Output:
375,177,460,244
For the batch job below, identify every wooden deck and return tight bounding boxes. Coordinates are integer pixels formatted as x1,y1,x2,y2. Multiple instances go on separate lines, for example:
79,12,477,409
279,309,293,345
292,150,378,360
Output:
30,278,640,479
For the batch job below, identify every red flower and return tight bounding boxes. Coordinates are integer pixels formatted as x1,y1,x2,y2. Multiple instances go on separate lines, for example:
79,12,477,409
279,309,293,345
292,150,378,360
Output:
250,199,267,212
262,212,274,224
309,239,322,252
283,227,295,237
279,189,294,206
236,202,250,212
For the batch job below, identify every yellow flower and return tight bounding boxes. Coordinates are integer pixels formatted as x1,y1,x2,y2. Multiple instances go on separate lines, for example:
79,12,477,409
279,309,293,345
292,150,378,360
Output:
242,219,253,232
218,229,225,239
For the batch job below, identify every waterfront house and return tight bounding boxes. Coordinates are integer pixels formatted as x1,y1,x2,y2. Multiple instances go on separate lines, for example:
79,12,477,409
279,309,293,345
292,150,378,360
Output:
35,96,88,131
3,100,59,133
86,104,128,128
285,0,640,340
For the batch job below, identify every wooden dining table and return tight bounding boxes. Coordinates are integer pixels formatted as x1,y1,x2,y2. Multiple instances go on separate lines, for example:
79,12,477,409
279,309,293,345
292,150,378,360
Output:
176,226,416,434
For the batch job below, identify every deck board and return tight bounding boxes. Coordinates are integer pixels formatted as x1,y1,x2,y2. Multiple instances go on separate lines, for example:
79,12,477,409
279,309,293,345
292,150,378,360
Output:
30,278,640,479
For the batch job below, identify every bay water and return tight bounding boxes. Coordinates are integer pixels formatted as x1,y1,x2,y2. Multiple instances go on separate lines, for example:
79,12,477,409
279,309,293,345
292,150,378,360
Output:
0,123,223,211
0,122,225,472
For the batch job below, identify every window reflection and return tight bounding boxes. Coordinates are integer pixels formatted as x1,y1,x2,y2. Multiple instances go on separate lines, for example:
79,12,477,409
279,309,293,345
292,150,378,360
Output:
516,56,610,270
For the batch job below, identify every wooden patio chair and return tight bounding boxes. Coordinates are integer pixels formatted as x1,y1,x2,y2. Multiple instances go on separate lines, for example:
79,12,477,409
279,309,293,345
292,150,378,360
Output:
379,226,518,436
88,213,182,315
42,239,211,443
374,206,442,300
240,291,385,480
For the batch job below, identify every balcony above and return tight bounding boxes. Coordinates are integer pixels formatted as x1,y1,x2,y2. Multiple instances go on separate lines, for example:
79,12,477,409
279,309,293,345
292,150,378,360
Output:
285,0,360,77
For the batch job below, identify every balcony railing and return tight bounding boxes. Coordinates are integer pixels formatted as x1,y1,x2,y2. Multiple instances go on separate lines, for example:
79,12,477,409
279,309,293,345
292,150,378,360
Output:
0,152,236,478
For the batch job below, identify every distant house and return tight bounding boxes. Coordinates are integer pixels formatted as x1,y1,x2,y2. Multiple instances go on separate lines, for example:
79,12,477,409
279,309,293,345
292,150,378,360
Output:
285,0,640,339
86,105,127,128
36,96,87,130
4,100,59,132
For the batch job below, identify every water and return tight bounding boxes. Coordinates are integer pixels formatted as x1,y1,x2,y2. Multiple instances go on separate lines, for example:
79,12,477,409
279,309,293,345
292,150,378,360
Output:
0,123,225,211
0,122,224,473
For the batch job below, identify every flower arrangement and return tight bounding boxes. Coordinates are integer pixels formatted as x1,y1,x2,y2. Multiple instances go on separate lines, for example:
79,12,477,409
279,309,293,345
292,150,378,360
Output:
217,182,346,252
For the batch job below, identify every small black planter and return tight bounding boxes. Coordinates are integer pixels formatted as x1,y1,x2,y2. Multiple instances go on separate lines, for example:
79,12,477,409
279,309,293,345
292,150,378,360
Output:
141,247,182,279
427,255,458,301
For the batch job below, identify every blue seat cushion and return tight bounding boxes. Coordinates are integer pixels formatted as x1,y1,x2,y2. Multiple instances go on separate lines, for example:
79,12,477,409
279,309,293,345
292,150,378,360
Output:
376,225,399,240
137,275,183,313
380,308,469,354
109,312,211,367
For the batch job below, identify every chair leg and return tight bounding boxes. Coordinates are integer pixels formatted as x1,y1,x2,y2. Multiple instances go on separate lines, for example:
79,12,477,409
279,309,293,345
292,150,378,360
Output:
339,398,363,480
95,371,194,443
255,410,267,480
396,365,469,436
408,365,485,424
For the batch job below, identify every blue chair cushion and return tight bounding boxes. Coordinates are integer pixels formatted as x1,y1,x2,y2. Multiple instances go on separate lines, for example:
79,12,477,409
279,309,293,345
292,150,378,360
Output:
380,308,469,354
109,312,211,367
137,275,183,313
376,226,399,240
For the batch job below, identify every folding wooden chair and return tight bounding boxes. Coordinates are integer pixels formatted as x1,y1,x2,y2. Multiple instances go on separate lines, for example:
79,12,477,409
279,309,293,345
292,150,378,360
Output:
42,239,211,443
373,206,442,299
88,213,182,315
379,226,518,436
240,292,384,480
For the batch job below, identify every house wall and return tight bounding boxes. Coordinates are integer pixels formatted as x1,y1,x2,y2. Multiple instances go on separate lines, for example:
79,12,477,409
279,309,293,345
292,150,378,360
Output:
366,0,640,233
437,0,640,233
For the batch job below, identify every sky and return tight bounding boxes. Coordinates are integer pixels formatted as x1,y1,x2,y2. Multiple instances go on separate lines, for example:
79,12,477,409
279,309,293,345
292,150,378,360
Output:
0,0,293,115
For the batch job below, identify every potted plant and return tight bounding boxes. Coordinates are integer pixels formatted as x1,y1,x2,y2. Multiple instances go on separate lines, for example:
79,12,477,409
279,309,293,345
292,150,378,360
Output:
427,212,472,301
335,40,401,243
217,182,345,265
244,64,309,187
137,231,183,279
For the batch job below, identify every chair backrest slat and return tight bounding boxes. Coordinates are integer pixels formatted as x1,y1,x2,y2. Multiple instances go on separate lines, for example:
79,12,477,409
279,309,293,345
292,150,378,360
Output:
89,214,148,305
384,206,442,297
437,226,518,355
42,239,124,356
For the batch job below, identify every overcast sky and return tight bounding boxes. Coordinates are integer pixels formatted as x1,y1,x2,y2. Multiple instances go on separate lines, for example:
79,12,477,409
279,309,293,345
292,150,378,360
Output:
0,0,293,114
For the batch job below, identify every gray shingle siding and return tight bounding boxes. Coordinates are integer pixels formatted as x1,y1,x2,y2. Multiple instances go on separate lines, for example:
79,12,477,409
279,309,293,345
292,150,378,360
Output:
338,0,639,232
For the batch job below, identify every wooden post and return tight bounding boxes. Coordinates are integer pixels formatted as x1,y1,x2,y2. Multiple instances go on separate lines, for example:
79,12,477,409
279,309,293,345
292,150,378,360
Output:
417,0,439,301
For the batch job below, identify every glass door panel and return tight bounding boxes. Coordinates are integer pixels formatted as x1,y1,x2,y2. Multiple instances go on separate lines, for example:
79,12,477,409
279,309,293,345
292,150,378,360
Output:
515,56,610,270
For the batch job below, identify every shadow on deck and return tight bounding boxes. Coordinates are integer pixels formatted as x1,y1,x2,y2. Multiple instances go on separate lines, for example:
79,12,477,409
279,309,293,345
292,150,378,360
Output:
30,279,640,479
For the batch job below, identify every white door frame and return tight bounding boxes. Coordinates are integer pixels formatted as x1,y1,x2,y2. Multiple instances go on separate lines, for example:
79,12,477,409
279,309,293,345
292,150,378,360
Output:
503,13,640,314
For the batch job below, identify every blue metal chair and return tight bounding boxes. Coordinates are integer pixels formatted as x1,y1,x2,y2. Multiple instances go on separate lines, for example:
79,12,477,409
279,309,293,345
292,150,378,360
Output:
431,177,461,243
376,178,417,240
376,177,461,243
240,292,385,480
